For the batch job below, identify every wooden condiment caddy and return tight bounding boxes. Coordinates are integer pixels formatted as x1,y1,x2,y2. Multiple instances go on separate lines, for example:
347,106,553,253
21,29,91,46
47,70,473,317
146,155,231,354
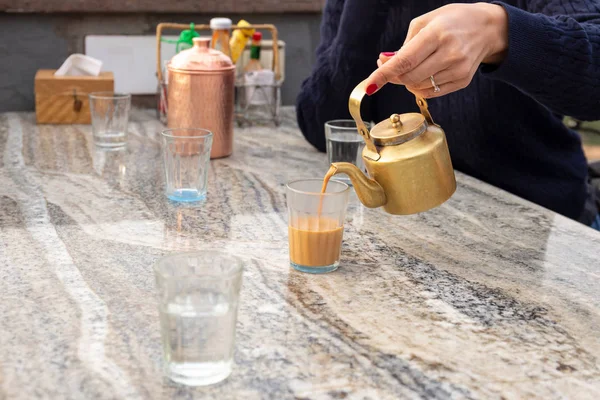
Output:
34,70,114,124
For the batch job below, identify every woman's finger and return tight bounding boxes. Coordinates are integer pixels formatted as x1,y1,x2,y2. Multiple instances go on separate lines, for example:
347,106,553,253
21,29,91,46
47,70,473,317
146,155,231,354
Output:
392,50,452,87
378,51,397,63
407,68,456,90
377,55,405,84
408,79,469,99
365,26,439,95
411,61,478,94
378,49,452,88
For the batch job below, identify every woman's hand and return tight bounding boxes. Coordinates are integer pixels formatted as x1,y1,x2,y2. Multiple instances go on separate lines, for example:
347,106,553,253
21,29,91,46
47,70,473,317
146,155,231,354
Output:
365,3,508,98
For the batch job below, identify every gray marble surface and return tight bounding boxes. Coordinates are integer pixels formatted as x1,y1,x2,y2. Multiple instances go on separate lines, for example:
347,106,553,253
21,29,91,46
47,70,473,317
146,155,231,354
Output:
1,107,599,400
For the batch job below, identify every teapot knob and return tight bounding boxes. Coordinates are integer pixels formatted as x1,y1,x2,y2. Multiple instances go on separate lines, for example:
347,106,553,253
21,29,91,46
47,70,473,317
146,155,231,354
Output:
390,113,402,131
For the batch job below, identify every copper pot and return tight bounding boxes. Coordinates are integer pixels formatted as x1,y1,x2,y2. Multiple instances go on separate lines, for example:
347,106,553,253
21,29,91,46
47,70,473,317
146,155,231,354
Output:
167,37,235,159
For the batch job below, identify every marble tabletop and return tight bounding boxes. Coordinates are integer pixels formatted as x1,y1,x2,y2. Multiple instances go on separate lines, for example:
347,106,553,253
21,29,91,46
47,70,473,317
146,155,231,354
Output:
1,108,599,400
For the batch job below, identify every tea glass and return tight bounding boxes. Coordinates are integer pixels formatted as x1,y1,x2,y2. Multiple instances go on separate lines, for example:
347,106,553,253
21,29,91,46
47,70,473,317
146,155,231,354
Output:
161,128,213,202
324,120,370,184
154,251,244,386
286,179,350,274
89,92,131,148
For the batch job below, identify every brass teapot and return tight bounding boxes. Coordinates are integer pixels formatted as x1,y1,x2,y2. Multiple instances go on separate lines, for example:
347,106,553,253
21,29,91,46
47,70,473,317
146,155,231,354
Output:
328,79,456,215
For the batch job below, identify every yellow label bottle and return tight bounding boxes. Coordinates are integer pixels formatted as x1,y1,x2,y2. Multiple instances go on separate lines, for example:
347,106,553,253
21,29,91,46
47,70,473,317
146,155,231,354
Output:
229,20,255,64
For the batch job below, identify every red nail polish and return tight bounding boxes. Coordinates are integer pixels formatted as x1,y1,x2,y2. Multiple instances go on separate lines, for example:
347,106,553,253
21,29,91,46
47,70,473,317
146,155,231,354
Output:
381,52,396,57
366,84,378,96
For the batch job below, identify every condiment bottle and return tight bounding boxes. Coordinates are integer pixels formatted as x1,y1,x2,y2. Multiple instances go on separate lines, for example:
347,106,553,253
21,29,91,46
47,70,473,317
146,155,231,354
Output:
175,23,200,53
243,31,274,107
244,32,263,73
229,20,254,64
210,18,232,58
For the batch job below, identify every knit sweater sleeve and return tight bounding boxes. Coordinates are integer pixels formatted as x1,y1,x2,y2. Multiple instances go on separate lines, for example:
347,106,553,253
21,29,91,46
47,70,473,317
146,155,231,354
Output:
481,1,600,120
295,0,390,152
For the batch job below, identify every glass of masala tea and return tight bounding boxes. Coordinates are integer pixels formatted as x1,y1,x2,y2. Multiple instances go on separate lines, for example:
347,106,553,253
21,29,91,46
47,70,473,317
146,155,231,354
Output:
286,178,350,274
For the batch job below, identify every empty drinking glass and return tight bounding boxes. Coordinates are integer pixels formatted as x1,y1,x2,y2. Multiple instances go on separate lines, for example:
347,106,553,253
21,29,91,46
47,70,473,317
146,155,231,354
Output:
154,251,244,386
161,128,213,202
89,92,131,148
287,179,350,274
324,120,370,184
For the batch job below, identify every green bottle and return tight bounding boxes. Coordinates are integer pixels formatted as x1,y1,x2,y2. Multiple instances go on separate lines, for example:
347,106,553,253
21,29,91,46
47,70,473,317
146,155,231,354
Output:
175,23,200,53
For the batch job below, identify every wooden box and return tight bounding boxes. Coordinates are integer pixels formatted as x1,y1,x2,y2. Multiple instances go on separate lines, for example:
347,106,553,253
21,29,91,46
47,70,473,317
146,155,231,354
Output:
34,70,114,124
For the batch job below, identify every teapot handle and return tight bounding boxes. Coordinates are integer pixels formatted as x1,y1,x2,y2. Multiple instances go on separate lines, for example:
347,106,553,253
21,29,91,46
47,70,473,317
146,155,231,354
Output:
348,80,381,161
349,81,439,159
416,97,437,126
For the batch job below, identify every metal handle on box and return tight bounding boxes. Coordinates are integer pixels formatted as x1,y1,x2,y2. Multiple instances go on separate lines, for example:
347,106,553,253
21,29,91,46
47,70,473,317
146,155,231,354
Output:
73,89,82,112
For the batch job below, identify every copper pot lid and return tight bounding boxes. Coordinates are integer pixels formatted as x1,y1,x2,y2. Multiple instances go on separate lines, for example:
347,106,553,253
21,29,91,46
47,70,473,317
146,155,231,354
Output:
168,37,235,72
370,113,427,146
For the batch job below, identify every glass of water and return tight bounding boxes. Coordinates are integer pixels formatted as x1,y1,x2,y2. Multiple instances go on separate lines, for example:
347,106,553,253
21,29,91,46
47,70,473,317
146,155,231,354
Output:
324,120,370,184
89,92,131,148
161,128,213,202
154,251,244,386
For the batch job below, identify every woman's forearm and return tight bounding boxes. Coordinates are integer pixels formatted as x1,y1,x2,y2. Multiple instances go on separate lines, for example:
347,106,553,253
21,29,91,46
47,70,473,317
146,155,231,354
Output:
482,1,600,120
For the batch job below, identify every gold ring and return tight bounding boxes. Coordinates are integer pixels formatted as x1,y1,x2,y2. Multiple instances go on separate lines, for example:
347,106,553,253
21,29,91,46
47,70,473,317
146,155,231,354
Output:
430,75,441,93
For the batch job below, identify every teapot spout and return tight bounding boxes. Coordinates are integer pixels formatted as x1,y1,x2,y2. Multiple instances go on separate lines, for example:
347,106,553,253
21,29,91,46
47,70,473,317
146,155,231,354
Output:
329,162,387,208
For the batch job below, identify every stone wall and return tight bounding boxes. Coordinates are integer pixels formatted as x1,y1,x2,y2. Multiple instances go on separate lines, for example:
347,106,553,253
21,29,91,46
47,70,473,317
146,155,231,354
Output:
0,11,322,111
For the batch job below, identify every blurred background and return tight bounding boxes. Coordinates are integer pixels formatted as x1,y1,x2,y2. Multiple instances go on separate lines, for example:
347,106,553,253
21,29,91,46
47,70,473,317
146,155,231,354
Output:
1,0,598,162
0,0,323,112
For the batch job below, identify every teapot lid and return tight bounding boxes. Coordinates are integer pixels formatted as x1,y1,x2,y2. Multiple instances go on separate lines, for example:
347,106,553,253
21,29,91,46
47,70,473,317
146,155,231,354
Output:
168,37,235,72
370,113,427,146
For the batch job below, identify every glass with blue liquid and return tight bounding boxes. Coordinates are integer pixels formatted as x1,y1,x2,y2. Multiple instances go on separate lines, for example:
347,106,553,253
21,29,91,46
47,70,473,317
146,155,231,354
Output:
161,128,213,202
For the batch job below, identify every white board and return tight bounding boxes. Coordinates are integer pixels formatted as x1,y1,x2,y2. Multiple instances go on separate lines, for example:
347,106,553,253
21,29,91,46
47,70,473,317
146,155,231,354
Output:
85,35,180,94
85,35,286,94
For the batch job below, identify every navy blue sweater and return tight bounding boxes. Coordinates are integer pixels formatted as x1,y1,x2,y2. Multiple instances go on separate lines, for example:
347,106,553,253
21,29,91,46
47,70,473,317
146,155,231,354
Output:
296,0,600,223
